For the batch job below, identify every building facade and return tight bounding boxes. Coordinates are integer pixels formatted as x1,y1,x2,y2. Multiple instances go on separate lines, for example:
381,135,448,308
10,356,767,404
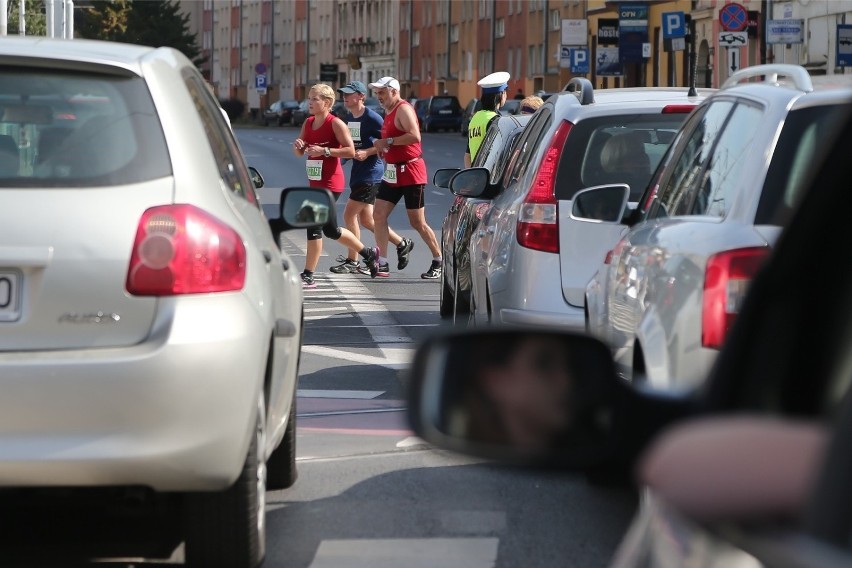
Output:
181,0,852,116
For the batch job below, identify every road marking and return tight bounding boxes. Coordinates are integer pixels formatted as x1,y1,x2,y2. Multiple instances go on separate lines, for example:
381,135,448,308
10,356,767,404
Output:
300,345,412,368
308,538,499,568
396,436,427,448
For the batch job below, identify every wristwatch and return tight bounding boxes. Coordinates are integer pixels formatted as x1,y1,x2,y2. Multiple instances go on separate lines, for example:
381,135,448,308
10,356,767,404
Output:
324,147,331,158
386,137,394,147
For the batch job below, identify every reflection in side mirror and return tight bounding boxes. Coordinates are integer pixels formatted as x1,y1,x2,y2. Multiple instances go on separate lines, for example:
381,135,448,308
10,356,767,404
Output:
433,167,460,189
449,167,490,198
280,187,332,227
248,166,265,189
409,329,621,467
571,184,630,223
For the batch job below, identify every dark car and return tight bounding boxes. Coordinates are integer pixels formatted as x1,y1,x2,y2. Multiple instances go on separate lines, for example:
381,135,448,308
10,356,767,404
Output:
290,99,310,127
415,95,463,132
499,99,522,115
460,98,480,136
433,113,531,320
262,99,300,126
408,106,852,567
331,100,345,118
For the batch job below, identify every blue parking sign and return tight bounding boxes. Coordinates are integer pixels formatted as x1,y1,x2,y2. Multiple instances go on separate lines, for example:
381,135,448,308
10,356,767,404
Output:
570,48,590,74
255,74,268,89
662,12,686,39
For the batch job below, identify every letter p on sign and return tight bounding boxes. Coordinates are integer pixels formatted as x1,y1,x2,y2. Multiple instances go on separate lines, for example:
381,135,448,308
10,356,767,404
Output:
663,11,686,39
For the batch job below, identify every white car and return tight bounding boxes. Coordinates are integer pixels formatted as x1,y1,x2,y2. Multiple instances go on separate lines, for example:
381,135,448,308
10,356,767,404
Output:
0,37,327,567
458,80,712,329
584,64,852,390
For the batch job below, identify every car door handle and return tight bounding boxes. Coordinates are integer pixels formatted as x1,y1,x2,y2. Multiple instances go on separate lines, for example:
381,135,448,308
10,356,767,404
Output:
262,250,273,263
281,258,290,271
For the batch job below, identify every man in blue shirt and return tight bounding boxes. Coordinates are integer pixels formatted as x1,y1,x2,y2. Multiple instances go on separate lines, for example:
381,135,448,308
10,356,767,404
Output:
331,81,413,276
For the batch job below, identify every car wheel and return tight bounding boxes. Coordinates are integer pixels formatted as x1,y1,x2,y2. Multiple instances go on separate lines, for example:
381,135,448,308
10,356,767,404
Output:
184,391,267,568
266,386,298,490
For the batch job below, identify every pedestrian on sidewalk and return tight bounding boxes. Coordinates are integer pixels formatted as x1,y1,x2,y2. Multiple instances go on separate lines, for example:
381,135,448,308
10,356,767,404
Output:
465,71,510,168
292,83,379,288
331,80,414,277
369,76,443,280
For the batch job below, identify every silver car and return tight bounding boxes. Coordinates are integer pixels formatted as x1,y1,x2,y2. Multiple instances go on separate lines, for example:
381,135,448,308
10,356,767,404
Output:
584,64,852,390
460,81,711,329
0,37,325,567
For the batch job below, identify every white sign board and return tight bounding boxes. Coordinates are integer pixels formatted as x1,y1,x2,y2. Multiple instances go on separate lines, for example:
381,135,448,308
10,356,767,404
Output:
767,19,804,44
719,31,748,48
728,47,741,73
562,19,588,46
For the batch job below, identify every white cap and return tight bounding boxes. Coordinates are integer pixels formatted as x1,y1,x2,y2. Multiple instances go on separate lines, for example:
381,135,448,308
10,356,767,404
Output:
477,71,510,94
368,76,400,91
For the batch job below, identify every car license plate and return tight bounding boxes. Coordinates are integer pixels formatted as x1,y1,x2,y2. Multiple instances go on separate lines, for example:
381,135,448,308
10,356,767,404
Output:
439,109,452,115
0,270,21,322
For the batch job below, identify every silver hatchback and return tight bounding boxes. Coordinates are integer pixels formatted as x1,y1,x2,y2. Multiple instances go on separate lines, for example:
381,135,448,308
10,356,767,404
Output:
0,37,326,566
456,81,712,329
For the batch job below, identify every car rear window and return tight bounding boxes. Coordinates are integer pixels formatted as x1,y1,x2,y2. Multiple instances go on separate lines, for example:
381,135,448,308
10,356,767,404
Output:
756,104,849,226
554,113,687,201
0,69,171,187
430,97,460,113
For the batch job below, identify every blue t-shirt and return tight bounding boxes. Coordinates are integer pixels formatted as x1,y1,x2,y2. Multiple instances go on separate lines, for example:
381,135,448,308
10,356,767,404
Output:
341,107,385,186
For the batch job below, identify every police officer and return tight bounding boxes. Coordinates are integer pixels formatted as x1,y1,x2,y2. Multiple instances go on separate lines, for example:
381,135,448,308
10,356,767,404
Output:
464,71,510,168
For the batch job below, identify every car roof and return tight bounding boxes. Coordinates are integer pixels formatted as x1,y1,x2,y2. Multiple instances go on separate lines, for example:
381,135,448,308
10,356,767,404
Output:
545,86,715,120
0,36,157,77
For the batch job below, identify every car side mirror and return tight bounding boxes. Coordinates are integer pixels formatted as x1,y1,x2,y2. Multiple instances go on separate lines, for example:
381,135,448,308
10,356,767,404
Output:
408,328,698,472
571,184,630,223
268,186,334,245
248,166,265,189
433,167,460,189
448,167,491,199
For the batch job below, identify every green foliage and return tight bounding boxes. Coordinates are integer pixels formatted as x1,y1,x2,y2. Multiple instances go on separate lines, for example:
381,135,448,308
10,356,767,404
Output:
7,0,47,36
79,0,205,67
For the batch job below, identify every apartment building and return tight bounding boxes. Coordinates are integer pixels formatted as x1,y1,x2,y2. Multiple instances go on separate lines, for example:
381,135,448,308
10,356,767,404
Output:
182,0,852,116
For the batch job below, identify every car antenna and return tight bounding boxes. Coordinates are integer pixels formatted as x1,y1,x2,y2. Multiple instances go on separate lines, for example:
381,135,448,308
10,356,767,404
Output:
687,14,697,97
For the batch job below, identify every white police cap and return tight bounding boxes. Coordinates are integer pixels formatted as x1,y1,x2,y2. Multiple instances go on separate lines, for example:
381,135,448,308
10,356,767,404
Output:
477,71,510,94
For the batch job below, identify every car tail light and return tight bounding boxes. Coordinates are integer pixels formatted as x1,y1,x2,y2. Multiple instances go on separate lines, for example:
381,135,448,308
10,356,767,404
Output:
662,105,696,114
702,247,768,349
126,204,246,296
517,120,572,253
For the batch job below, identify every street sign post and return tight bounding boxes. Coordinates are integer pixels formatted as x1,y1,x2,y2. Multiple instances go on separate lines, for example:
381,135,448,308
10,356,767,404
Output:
766,20,804,44
570,48,590,74
719,3,748,32
838,25,852,66
719,31,748,48
255,74,268,95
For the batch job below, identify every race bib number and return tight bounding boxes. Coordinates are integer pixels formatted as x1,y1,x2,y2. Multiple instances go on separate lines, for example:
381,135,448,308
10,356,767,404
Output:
348,121,362,143
306,159,323,181
383,162,398,184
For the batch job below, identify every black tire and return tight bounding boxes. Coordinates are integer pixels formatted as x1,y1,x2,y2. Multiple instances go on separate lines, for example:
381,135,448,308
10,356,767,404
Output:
267,388,298,490
184,393,266,568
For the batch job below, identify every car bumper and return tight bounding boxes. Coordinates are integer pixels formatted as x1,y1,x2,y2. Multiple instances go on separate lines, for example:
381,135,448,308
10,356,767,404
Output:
0,294,266,492
498,306,585,331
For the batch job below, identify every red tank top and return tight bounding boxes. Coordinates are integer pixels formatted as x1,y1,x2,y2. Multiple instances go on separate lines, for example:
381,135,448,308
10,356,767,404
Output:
380,100,427,186
303,113,344,192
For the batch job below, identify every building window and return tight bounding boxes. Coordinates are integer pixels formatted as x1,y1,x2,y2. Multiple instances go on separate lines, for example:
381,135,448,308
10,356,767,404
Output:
550,10,560,31
496,18,504,38
450,24,459,43
413,30,420,47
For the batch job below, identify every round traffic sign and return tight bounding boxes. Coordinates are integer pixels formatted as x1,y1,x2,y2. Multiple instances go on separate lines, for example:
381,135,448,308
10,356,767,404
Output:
719,3,748,32
255,62,267,74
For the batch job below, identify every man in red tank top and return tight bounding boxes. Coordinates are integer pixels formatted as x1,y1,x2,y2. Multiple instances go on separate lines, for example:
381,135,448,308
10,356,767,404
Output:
369,77,443,280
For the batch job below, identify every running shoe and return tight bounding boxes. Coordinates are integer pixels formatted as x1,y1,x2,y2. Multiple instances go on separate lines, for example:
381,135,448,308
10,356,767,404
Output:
366,247,380,278
330,257,360,274
377,262,390,278
421,260,442,280
300,272,317,289
396,237,414,270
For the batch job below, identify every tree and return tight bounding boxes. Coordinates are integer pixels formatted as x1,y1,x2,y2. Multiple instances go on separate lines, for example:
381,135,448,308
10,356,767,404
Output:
6,0,47,36
79,0,205,67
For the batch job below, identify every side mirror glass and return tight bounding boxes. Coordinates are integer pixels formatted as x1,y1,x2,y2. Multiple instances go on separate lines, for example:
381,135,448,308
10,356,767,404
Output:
433,167,460,189
449,167,490,198
571,184,630,223
248,166,265,189
409,329,621,467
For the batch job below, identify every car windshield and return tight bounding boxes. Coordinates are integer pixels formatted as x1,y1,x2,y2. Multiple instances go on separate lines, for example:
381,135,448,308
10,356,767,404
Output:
0,69,171,187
